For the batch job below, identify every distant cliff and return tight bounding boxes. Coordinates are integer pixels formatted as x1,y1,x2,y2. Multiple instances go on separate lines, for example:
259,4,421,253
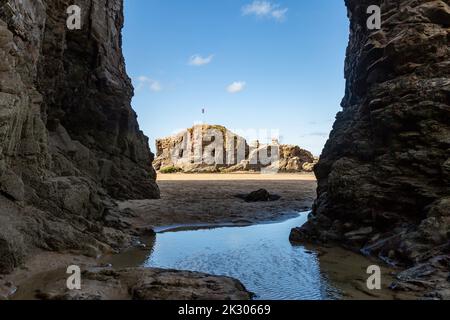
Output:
153,124,317,173
0,0,159,274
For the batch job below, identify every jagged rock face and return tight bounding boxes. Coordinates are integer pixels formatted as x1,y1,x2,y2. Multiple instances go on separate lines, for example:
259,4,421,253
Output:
153,124,316,173
0,0,159,273
154,124,249,173
278,145,317,173
0,0,159,202
294,0,450,266
39,0,159,201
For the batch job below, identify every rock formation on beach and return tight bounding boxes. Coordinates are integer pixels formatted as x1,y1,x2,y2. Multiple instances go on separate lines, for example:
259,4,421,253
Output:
291,0,450,298
20,267,253,300
0,0,159,275
153,124,317,173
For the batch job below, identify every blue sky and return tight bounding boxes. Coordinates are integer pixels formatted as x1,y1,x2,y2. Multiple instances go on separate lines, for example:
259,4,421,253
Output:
123,0,349,156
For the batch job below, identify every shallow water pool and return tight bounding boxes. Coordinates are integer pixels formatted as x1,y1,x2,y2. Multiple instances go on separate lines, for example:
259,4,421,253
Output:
143,213,340,300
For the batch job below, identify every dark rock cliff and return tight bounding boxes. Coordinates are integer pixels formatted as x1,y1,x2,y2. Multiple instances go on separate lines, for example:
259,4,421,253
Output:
0,0,159,273
292,0,450,294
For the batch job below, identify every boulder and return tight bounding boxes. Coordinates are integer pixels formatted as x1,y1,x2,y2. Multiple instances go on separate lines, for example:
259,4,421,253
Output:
235,189,281,202
29,267,253,300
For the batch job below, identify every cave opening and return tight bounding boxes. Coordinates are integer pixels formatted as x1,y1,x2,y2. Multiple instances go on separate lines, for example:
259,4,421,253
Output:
122,0,350,165
2,0,450,302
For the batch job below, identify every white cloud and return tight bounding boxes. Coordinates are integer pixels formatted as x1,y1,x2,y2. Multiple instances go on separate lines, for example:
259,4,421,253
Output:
227,81,246,94
136,76,162,92
242,1,288,21
188,54,214,66
242,1,272,16
271,8,288,20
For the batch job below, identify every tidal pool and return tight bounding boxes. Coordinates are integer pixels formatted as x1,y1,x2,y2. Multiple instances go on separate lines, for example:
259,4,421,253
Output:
142,213,340,300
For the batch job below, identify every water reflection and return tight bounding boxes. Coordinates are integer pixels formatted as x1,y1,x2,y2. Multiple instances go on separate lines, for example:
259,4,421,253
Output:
144,213,340,300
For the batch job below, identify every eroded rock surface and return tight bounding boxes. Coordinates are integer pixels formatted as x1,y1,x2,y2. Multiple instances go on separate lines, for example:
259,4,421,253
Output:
0,0,159,274
292,0,450,297
153,124,317,173
31,267,252,301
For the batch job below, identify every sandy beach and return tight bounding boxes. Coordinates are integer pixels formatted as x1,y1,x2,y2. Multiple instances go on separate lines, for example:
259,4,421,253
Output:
157,173,317,181
119,173,317,229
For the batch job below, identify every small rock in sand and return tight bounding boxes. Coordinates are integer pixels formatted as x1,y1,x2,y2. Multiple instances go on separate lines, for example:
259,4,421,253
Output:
235,189,281,202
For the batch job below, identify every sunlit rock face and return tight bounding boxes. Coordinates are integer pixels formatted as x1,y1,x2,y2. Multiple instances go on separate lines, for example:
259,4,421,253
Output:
153,124,317,173
0,0,159,273
293,0,450,265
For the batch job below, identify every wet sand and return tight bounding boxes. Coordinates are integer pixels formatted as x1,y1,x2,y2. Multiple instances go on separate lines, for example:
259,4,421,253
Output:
120,173,317,228
303,244,420,300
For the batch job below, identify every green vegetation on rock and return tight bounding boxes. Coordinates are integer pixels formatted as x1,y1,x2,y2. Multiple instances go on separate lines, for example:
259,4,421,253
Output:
160,166,183,174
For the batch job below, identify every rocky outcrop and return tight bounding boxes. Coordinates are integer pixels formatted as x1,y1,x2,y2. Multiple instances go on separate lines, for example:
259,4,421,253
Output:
291,0,450,296
0,0,159,274
30,267,252,300
235,189,281,202
153,124,317,173
277,145,318,173
154,124,247,173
